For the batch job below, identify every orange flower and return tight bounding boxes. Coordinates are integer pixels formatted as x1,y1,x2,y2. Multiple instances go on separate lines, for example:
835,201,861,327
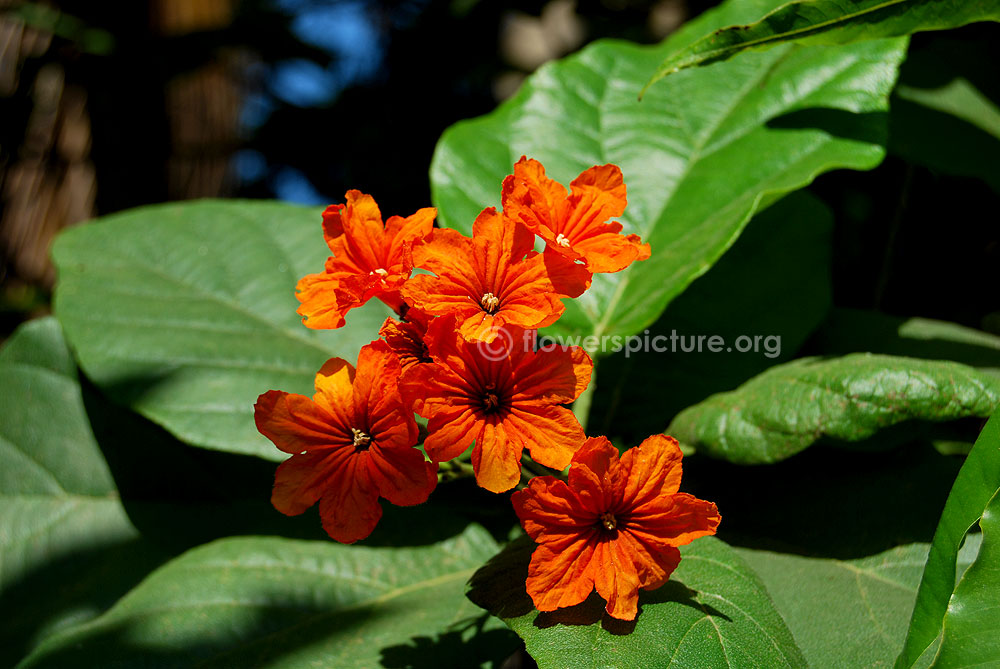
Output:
511,435,720,620
400,320,592,493
501,157,650,273
401,208,591,343
254,341,437,543
378,308,432,373
297,190,435,329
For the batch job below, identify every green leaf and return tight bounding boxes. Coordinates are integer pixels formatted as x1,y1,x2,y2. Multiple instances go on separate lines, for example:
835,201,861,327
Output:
468,536,807,668
737,538,982,668
589,190,831,442
18,525,517,669
898,409,1000,667
814,309,1000,376
668,354,1000,464
644,0,1000,91
931,492,1000,667
431,0,905,344
888,30,1000,193
52,200,391,460
0,318,167,667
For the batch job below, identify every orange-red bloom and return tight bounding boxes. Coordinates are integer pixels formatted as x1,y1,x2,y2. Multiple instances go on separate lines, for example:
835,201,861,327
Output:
400,320,592,493
512,435,720,620
378,308,432,373
502,157,650,273
297,190,435,329
254,341,437,543
401,208,591,343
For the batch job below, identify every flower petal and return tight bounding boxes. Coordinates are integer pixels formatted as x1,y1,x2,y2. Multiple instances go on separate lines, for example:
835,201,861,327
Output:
512,477,593,542
367,444,437,507
295,271,346,329
620,434,685,505
505,404,584,471
351,341,417,448
317,454,382,543
254,389,350,455
593,538,641,620
271,447,352,516
629,493,721,548
526,539,598,613
567,436,626,514
471,419,522,493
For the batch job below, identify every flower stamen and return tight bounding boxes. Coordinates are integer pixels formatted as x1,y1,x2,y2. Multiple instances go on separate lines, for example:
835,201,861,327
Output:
599,512,617,531
351,427,371,449
480,292,500,314
555,233,571,247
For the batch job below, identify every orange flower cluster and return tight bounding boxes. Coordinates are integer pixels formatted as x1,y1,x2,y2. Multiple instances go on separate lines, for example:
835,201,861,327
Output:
255,157,715,619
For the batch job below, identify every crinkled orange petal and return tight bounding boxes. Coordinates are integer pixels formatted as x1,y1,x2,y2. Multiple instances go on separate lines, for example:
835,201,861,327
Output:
317,455,382,544
311,357,356,422
620,434,684,503
566,436,626,514
629,493,721,548
423,408,481,463
350,341,417,448
296,271,346,330
471,420,523,493
511,477,592,541
385,207,435,265
616,531,682,591
593,538,642,620
254,389,350,455
367,445,437,507
379,316,431,373
271,447,352,516
526,539,599,612
505,405,583,471
510,341,591,405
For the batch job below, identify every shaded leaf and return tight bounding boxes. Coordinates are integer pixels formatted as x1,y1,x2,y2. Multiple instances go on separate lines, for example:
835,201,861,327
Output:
18,525,517,669
52,200,391,459
467,535,806,669
431,0,905,344
898,409,1000,667
737,537,982,668
813,309,1000,377
589,191,831,442
0,318,167,667
669,354,1000,464
645,0,1000,90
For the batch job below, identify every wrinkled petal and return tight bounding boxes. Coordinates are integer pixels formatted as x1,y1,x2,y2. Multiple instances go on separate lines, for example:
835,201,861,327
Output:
472,419,522,493
318,455,382,544
271,447,352,516
620,434,684,505
629,493,721,548
505,405,583,472
296,271,346,330
351,341,417,448
512,477,593,542
367,444,437,506
526,539,598,613
567,436,626,514
616,531,682,591
254,390,350,455
422,408,481,463
593,538,641,620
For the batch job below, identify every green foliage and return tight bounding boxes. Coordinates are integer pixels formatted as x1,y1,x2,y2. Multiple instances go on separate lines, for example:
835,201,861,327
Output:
0,318,167,667
468,536,806,669
589,191,832,440
18,525,516,669
738,538,983,668
431,0,905,344
898,409,1000,667
645,0,1000,90
52,200,391,459
669,354,1000,464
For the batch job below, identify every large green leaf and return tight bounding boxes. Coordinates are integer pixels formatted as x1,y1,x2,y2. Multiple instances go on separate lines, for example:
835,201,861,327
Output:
589,190,831,442
898,409,1000,667
468,535,807,668
0,318,167,667
931,492,1000,667
738,538,982,669
668,354,1000,464
18,525,517,669
53,200,391,459
431,0,905,343
645,0,1000,90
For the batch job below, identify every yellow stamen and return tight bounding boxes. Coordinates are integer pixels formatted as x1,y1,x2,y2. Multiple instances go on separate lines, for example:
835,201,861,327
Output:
372,268,389,277
480,292,500,314
555,233,571,247
351,427,371,449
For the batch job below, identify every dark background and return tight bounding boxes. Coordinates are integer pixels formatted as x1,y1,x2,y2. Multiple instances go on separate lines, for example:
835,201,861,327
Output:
1,0,998,339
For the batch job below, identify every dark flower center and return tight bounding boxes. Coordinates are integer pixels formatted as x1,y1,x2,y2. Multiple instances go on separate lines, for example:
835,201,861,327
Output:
599,512,617,531
480,382,505,414
351,427,371,450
